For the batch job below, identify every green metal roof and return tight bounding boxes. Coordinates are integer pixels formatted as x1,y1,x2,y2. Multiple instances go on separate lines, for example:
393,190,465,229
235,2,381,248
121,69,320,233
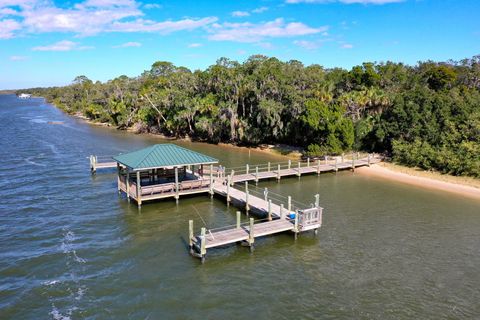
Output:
113,143,218,170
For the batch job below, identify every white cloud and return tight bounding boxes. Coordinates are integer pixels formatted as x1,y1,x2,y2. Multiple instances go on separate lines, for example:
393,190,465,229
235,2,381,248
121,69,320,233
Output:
32,40,93,51
252,6,269,13
340,43,353,49
286,0,403,4
231,11,250,17
110,17,217,34
188,43,202,48
0,0,218,38
0,19,21,38
113,41,141,48
208,18,327,43
143,3,161,9
294,39,321,50
10,55,28,60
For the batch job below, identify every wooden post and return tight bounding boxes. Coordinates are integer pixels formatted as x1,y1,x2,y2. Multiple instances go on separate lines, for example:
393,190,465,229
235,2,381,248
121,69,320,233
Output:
325,155,328,165
209,164,213,195
335,157,338,172
255,166,259,184
297,161,301,177
236,211,241,229
277,164,281,180
246,164,249,175
294,210,299,238
352,152,355,172
117,163,121,193
307,157,310,167
126,168,130,202
268,200,272,221
315,194,320,208
368,153,371,167
226,175,231,203
264,187,268,201
288,160,291,170
230,170,235,186
341,153,345,163
174,167,179,201
268,162,271,172
188,220,193,251
280,204,285,219
248,218,254,251
245,182,250,214
317,160,321,175
200,227,206,262
136,171,141,207
288,196,291,212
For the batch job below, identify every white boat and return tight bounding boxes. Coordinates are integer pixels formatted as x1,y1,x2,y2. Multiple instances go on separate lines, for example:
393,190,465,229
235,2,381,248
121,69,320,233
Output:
18,93,31,99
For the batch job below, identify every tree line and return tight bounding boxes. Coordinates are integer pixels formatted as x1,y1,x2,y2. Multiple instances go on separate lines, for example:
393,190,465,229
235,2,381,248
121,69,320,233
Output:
25,55,480,177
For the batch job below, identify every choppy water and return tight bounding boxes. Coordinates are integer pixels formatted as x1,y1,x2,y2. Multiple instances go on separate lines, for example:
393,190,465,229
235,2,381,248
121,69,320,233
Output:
0,94,479,319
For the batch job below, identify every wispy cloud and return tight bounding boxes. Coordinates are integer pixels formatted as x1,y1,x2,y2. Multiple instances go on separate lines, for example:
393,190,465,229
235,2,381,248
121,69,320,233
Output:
113,41,141,48
208,18,327,43
232,11,250,17
286,0,403,4
143,3,162,9
32,40,94,51
340,43,353,49
0,19,21,39
0,0,218,38
294,39,322,50
188,43,202,48
252,6,269,13
10,55,28,61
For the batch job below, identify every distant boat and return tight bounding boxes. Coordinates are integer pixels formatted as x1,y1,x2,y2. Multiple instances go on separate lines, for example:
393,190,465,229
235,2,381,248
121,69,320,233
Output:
18,93,31,99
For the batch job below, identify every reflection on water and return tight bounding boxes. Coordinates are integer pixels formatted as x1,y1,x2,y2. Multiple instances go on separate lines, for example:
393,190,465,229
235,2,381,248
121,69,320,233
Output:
0,94,479,319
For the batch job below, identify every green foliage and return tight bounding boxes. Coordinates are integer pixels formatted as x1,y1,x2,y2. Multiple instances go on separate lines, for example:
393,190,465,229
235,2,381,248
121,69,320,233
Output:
26,55,480,177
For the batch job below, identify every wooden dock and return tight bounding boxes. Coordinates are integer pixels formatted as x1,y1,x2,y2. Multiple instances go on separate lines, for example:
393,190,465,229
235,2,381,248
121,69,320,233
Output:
89,155,116,173
189,180,322,262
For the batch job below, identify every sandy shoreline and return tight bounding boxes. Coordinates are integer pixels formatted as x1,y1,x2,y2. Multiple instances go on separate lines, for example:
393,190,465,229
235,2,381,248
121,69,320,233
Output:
357,164,480,200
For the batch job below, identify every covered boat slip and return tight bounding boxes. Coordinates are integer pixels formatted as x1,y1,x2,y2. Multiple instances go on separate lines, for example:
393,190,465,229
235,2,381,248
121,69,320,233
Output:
113,144,218,206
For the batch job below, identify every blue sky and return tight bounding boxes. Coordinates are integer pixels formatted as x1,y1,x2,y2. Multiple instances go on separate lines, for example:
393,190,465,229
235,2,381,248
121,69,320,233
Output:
1,0,479,89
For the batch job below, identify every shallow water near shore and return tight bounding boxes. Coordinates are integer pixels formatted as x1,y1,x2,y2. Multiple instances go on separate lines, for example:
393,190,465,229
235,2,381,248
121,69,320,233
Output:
1,94,479,319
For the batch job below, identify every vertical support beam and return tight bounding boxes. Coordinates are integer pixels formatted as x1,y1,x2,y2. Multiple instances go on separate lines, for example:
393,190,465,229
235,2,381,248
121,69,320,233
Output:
236,211,241,229
294,210,299,239
209,164,213,195
188,220,193,251
288,196,292,212
352,152,355,172
174,167,179,201
116,163,121,193
126,168,130,202
264,188,268,202
335,157,338,172
245,182,250,214
288,160,291,170
277,164,281,180
297,161,301,177
268,162,271,172
248,218,254,251
136,171,141,207
255,166,259,184
341,153,345,164
246,164,249,175
315,194,320,208
226,175,231,203
307,157,310,167
280,204,285,219
368,153,371,167
317,160,321,175
268,200,272,221
200,227,206,263
230,170,235,186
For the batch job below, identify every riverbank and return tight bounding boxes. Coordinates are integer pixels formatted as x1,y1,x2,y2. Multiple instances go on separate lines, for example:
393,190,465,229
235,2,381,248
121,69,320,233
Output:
357,162,480,200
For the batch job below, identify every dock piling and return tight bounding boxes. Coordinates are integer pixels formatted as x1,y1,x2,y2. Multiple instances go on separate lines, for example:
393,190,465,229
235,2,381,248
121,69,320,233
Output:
288,196,292,212
245,182,250,214
317,160,321,175
335,157,338,172
200,227,206,263
268,200,272,221
315,194,319,208
248,218,254,252
246,164,249,175
368,153,371,167
255,166,259,184
188,220,194,252
307,157,310,167
236,211,241,229
280,204,285,219
277,164,281,180
268,162,271,172
297,161,301,177
294,210,299,240
288,160,291,170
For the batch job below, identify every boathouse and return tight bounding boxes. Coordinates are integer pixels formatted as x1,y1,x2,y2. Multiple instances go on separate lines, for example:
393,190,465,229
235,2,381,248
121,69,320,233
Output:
113,144,218,207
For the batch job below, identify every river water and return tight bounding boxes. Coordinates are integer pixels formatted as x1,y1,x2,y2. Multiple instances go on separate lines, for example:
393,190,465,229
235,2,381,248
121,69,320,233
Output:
0,94,479,319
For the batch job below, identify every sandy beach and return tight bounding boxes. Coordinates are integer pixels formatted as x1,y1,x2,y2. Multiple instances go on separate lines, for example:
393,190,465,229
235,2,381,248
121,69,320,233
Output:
357,163,480,200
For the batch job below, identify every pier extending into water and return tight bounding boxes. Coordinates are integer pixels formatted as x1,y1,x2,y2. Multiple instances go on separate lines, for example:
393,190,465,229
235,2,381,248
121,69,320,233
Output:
88,145,382,261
